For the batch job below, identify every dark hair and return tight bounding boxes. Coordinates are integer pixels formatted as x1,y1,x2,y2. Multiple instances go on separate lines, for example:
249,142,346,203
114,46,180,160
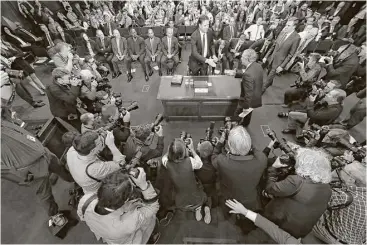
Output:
72,131,99,155
97,170,142,210
167,139,186,162
198,15,209,25
62,131,80,148
236,10,246,22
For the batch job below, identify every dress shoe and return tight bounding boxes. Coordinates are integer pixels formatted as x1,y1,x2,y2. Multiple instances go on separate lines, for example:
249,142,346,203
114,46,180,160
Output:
112,72,117,79
149,70,153,76
127,74,133,83
145,74,149,81
116,71,122,77
282,128,296,134
32,101,45,108
159,70,162,76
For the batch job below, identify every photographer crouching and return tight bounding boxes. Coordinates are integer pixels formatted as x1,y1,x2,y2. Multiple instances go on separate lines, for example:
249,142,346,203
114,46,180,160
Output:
281,88,346,140
77,168,160,244
212,125,267,234
245,138,332,243
66,130,126,195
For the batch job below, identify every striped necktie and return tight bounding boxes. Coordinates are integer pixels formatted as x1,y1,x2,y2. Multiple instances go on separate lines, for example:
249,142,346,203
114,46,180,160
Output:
21,29,37,41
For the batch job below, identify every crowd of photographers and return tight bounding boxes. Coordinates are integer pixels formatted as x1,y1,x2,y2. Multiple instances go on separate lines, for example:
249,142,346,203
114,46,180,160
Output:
1,0,367,244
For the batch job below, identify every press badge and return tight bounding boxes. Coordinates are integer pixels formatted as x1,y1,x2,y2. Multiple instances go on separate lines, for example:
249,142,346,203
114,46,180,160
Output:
27,135,36,142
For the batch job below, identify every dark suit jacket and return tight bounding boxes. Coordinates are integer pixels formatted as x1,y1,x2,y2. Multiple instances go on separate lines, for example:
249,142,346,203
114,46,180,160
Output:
212,142,267,211
326,52,359,88
95,37,112,54
213,42,228,58
111,36,127,56
267,31,300,69
145,36,162,57
306,103,343,126
222,25,239,41
102,22,118,37
161,36,179,57
189,29,215,66
46,82,80,118
238,62,264,109
126,36,145,57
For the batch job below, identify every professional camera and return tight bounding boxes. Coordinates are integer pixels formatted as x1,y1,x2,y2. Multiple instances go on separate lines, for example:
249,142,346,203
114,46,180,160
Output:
218,117,237,140
129,168,140,178
200,121,219,146
119,101,139,115
180,131,192,145
330,156,352,170
302,124,330,147
96,77,112,93
266,129,296,161
96,65,110,78
335,138,366,162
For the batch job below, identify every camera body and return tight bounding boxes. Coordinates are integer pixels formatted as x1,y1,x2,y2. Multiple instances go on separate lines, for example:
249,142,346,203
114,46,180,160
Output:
200,121,219,146
129,168,140,178
218,117,237,140
180,131,192,145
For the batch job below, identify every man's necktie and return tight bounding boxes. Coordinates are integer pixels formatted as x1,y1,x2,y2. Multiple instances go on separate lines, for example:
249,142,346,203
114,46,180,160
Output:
151,38,154,55
108,23,112,36
22,29,37,41
101,38,105,49
46,33,54,47
230,26,233,39
168,38,171,55
202,33,207,57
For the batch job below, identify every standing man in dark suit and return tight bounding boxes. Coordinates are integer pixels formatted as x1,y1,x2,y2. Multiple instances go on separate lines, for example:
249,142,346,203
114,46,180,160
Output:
111,29,127,79
144,28,162,77
227,34,253,69
234,49,264,127
126,27,147,82
262,17,301,94
222,17,239,42
188,15,217,76
102,14,118,37
95,29,115,77
161,28,179,76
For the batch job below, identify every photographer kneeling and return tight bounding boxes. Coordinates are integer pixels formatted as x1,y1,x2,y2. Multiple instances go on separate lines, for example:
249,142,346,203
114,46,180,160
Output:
66,130,126,194
245,146,332,243
211,126,267,234
77,168,160,244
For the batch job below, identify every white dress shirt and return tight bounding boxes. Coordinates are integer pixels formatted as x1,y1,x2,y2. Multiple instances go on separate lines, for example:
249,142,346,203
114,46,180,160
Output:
244,24,265,41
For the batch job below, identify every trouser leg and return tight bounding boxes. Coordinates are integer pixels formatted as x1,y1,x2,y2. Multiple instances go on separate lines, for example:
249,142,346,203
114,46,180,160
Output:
46,148,74,182
126,57,132,75
15,82,35,106
35,175,59,216
139,55,147,75
263,68,276,92
287,111,308,130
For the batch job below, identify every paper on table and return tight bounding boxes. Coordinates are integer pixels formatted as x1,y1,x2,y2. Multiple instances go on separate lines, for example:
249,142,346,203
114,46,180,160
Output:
239,108,254,118
153,66,159,70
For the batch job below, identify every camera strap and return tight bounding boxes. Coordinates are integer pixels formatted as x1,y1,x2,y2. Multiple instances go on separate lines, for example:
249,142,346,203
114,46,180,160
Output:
85,161,102,182
81,194,98,216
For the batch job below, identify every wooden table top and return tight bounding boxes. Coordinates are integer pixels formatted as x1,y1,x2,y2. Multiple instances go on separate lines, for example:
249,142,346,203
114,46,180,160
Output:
157,75,241,100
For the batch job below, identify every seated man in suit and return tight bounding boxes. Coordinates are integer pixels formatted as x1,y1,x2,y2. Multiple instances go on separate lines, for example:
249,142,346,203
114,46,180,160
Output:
167,20,183,62
282,89,346,138
188,15,217,76
102,13,117,37
322,44,359,89
213,40,229,75
161,27,179,76
233,49,264,127
95,29,115,77
111,29,127,79
126,27,147,82
52,25,75,46
227,34,252,70
144,28,162,77
262,17,301,94
222,17,239,42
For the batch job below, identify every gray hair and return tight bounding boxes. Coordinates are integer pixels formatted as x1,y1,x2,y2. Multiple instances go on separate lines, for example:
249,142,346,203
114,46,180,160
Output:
80,113,94,125
227,126,252,156
295,148,332,184
330,88,347,104
242,49,258,63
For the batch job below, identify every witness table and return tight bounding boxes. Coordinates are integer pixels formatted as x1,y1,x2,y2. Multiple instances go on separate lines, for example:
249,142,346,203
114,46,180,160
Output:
157,76,241,121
